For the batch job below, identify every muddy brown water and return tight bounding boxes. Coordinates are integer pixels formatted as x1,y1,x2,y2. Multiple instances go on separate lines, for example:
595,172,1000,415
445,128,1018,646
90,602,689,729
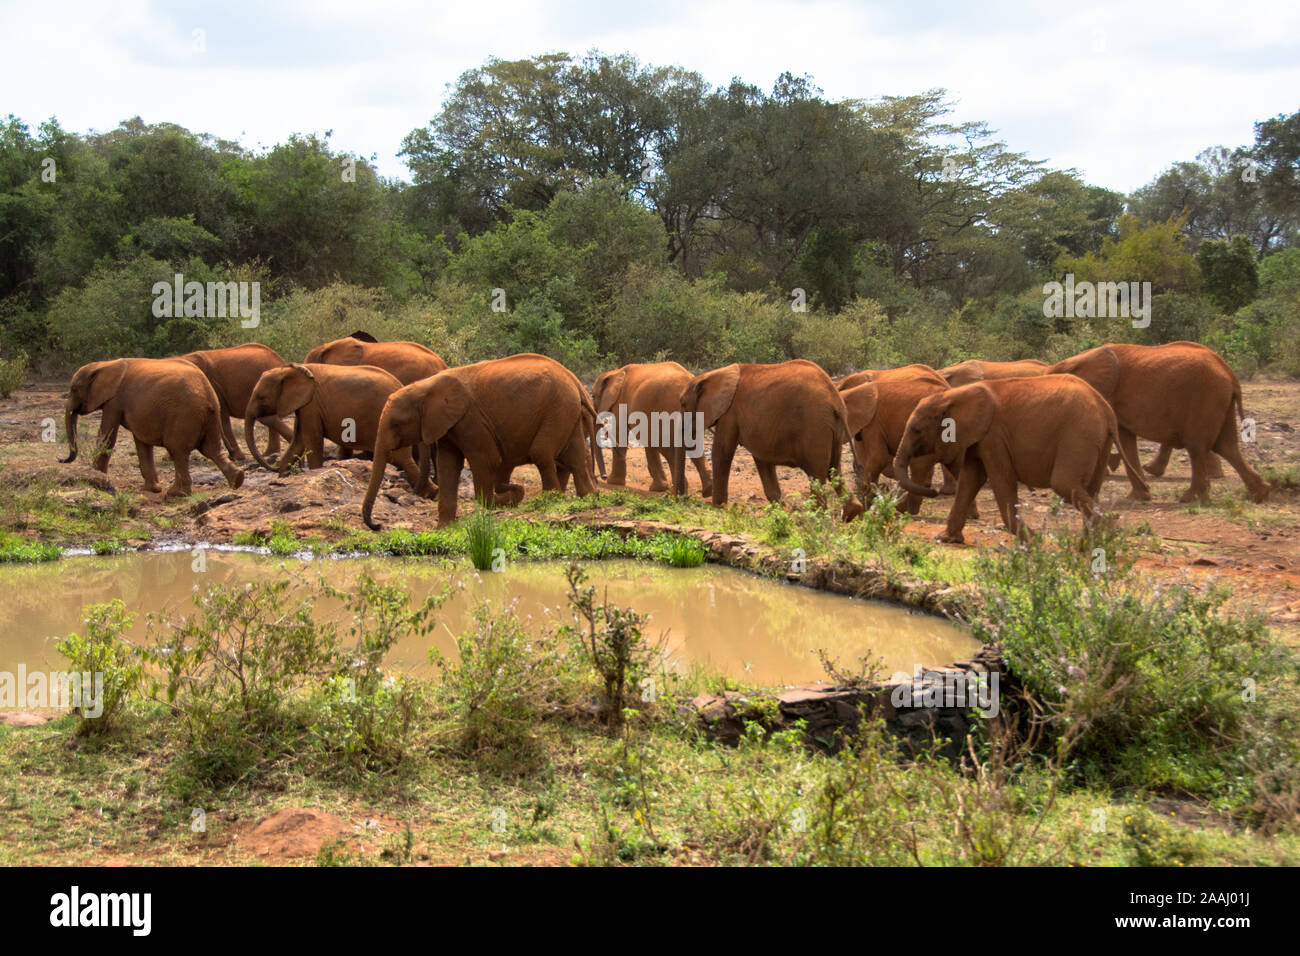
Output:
0,552,979,687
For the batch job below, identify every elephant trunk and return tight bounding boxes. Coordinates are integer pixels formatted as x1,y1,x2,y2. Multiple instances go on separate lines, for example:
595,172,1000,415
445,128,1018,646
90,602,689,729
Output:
893,448,939,499
362,435,393,531
58,407,78,463
244,410,275,470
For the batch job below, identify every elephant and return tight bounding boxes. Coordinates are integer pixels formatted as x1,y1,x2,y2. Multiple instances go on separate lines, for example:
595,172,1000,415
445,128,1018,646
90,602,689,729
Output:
679,359,863,518
59,358,244,497
1047,342,1270,503
938,358,1049,387
243,363,427,491
841,378,973,517
361,353,597,529
837,364,947,391
892,376,1146,543
304,337,448,385
591,361,713,497
175,343,293,462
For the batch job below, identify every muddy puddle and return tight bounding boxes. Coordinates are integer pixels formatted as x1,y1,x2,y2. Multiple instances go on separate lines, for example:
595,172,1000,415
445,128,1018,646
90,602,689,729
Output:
0,551,979,686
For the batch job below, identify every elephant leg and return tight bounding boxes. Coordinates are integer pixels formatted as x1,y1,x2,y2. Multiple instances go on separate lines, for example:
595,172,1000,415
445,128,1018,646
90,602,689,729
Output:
710,430,737,507
135,438,162,494
93,411,122,473
556,463,572,493
606,447,628,486
645,447,671,493
984,461,1025,540
1144,444,1172,477
261,415,292,460
198,429,244,490
1212,415,1271,503
560,428,596,497
307,440,325,470
436,447,464,526
691,451,713,498
938,459,986,544
277,431,307,475
537,458,562,491
394,448,434,497
938,462,959,496
165,447,193,498
1116,429,1152,501
1180,445,1214,504
755,460,783,503
667,446,687,496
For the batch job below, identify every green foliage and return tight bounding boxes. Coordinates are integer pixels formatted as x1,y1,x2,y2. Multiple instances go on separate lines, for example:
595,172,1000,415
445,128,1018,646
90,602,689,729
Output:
559,563,660,728
0,350,26,397
432,599,561,766
661,536,707,568
463,501,503,571
1197,236,1258,314
1122,807,1210,867
54,600,144,736
972,526,1300,801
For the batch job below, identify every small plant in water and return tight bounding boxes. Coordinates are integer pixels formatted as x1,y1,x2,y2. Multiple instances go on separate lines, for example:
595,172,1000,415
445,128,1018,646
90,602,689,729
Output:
464,498,504,571
662,535,707,568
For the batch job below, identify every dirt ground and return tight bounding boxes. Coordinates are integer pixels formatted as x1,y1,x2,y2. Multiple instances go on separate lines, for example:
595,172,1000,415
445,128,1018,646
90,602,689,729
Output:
2,379,1297,645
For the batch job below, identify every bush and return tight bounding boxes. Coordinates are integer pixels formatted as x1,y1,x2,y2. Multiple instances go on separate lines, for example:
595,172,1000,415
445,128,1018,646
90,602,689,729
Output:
432,599,561,762
54,600,144,736
971,525,1299,801
0,351,27,398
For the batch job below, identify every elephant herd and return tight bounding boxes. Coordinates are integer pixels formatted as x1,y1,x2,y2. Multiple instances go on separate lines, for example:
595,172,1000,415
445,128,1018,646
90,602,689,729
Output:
58,335,1271,542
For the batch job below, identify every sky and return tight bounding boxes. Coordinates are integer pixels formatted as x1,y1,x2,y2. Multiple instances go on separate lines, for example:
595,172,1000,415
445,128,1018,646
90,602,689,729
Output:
2,0,1298,194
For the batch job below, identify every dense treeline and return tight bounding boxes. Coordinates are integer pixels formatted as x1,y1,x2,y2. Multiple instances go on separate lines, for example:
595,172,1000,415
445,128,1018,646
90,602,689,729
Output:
1,52,1298,380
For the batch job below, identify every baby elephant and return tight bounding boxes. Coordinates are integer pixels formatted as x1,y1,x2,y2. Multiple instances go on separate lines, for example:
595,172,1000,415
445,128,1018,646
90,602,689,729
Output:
892,376,1148,543
244,363,428,493
60,357,245,497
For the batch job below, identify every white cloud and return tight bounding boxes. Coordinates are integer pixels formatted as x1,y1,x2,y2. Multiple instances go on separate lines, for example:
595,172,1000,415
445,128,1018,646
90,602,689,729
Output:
1,0,1296,192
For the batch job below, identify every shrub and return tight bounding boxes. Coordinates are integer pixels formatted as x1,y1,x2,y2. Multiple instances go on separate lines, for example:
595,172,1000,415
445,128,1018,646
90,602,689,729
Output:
971,525,1299,801
0,351,27,398
463,501,504,571
432,599,561,762
54,600,144,736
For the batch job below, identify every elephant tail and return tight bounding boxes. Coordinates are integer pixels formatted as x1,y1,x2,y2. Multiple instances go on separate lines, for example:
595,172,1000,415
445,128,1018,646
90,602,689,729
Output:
1109,411,1149,497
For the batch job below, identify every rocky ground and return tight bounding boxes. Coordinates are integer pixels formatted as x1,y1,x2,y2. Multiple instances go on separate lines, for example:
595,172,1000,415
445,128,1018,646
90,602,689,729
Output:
3,378,1298,644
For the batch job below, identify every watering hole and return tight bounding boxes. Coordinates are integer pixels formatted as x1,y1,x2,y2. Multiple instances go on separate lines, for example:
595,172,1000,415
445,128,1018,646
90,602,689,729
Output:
0,551,979,686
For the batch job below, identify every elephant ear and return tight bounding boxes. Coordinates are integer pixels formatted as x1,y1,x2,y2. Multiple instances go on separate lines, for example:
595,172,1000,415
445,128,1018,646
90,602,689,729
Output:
943,384,996,459
420,376,472,445
592,369,627,415
84,360,128,412
691,364,741,428
841,383,878,441
276,364,317,417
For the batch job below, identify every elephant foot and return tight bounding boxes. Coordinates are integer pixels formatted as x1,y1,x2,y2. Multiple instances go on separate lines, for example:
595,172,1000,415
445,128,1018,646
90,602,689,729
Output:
648,481,670,493
1142,463,1166,477
147,482,163,495
936,530,966,545
229,449,247,463
163,484,189,500
1178,488,1210,505
492,484,525,507
227,470,245,490
842,499,864,521
1123,489,1153,502
1251,485,1272,504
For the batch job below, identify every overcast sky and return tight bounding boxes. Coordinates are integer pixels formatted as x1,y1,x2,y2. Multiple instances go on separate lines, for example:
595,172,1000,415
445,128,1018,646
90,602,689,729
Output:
3,0,1298,194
